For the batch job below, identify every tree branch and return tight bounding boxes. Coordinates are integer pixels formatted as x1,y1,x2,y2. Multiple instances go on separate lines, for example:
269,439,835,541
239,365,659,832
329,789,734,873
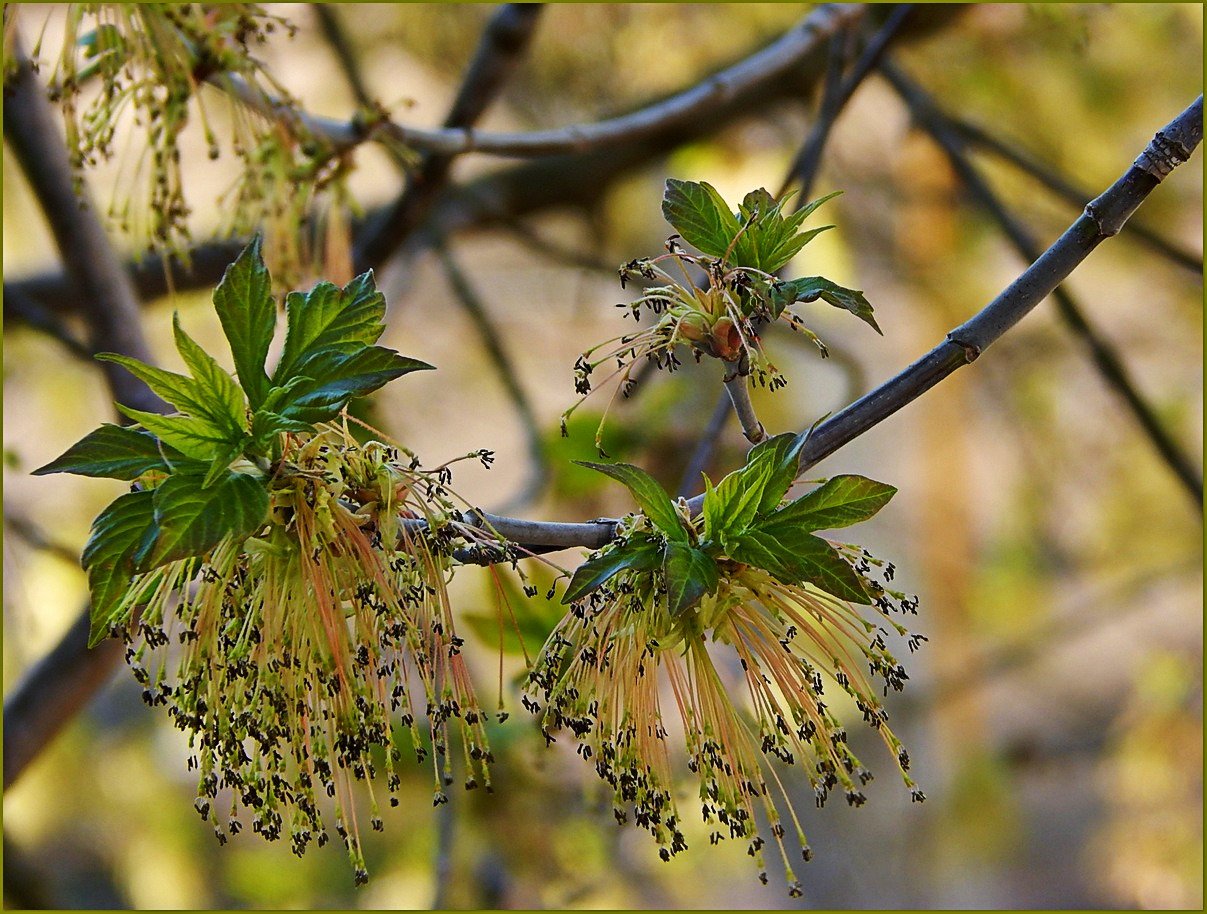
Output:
723,372,768,444
946,107,1203,275
4,6,967,320
354,3,544,272
446,90,1206,548
3,43,167,789
780,3,915,201
882,61,1203,508
216,5,863,160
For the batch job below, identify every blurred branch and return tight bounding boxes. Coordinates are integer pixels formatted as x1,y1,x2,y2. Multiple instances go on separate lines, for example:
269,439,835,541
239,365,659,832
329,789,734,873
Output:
4,6,967,319
946,109,1204,275
3,510,83,567
2,283,92,359
437,244,549,513
780,3,915,201
217,5,863,160
676,394,733,498
354,3,545,272
312,4,376,110
3,41,168,790
883,61,1204,508
3,51,163,416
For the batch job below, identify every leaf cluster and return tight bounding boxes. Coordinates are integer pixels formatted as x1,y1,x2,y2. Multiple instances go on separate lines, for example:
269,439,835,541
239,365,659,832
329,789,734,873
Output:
33,238,430,643
563,432,896,614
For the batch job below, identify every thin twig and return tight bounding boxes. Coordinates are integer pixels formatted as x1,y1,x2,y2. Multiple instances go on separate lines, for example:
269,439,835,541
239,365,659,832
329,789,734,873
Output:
780,3,915,201
355,3,544,272
312,5,376,110
723,372,767,444
218,6,863,161
3,42,167,789
883,61,1203,508
438,244,549,513
946,110,1203,275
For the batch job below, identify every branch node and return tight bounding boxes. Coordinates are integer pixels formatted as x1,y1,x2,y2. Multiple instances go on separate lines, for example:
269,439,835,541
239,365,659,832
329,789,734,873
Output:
1133,128,1195,182
946,333,982,363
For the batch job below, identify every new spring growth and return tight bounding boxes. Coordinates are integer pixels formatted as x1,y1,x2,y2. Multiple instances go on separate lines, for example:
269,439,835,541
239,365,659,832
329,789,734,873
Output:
33,238,505,884
526,432,924,894
563,179,881,452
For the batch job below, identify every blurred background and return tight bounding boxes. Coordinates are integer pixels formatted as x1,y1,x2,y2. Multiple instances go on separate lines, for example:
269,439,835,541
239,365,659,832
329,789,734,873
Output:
3,3,1202,909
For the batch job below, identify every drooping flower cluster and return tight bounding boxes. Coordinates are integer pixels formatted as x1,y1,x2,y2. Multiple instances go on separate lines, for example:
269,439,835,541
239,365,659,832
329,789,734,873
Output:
116,422,494,883
562,180,880,451
527,519,924,895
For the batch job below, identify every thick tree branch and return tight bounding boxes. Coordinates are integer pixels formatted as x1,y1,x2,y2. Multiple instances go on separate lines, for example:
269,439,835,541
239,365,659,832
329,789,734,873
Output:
218,5,863,161
882,61,1203,508
3,45,169,789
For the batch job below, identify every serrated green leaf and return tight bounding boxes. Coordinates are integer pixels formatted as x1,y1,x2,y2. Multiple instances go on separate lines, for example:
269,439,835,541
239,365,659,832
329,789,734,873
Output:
761,474,896,533
117,406,240,461
172,313,248,436
274,272,387,384
143,469,269,568
575,461,686,541
250,408,315,445
32,423,181,479
730,529,869,603
562,535,663,604
661,178,741,259
96,353,213,419
276,346,433,424
773,276,881,334
663,541,719,615
213,237,276,409
702,460,770,547
81,490,158,646
744,430,808,514
202,438,250,488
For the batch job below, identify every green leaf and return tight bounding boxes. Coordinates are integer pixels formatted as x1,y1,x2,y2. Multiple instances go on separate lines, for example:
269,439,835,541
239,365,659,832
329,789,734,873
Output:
773,276,881,334
275,346,433,424
562,535,663,604
727,188,838,273
202,438,250,488
701,460,770,546
575,461,687,541
761,474,897,533
730,529,869,603
32,424,181,479
117,407,240,461
142,469,269,568
274,272,387,384
663,541,719,615
96,353,215,420
172,314,248,436
743,430,808,515
250,408,315,444
213,236,276,409
81,490,158,646
661,178,741,259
